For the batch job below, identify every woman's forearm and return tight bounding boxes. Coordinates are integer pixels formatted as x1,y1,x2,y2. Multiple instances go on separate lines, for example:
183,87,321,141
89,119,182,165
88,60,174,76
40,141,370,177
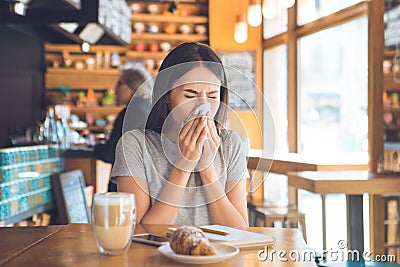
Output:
140,167,190,224
207,193,247,227
200,168,248,227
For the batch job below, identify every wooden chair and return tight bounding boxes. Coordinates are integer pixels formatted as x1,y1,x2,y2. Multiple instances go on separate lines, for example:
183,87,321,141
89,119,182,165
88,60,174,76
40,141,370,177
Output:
246,158,307,242
253,206,307,242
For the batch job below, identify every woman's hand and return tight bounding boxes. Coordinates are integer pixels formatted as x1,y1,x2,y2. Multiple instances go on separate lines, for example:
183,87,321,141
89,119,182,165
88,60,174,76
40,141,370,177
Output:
198,112,220,176
175,115,207,172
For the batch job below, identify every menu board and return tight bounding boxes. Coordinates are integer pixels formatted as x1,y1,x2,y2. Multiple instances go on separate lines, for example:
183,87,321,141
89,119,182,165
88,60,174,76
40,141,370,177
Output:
52,169,90,224
219,51,256,110
384,2,400,49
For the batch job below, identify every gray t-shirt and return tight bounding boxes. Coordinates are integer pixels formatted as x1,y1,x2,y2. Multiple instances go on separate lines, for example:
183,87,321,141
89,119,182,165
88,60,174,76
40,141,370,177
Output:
111,129,249,226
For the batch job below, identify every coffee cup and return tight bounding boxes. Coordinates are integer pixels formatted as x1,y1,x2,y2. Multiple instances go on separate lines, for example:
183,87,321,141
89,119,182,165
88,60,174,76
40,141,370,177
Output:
92,193,136,256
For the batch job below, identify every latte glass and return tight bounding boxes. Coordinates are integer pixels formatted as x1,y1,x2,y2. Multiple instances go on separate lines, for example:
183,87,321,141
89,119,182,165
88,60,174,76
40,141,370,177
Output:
92,193,136,255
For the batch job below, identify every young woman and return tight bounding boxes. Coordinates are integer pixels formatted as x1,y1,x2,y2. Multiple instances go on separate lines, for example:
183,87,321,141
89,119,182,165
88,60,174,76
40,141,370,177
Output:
111,42,249,227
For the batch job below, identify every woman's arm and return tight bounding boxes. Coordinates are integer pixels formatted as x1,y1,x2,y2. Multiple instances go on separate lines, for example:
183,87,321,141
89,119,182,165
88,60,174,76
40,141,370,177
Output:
117,167,191,224
117,116,208,224
198,118,248,227
200,168,248,227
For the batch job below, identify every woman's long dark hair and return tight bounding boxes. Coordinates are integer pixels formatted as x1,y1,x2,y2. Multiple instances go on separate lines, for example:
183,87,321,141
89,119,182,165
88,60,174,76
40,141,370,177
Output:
146,42,228,133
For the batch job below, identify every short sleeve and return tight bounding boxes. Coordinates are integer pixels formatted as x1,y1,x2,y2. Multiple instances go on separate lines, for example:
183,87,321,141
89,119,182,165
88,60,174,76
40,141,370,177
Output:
226,130,250,181
110,129,146,179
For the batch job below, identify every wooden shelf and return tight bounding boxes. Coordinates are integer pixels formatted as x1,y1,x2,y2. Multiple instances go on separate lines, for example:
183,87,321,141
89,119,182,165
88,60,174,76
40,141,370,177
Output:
131,13,208,24
70,106,123,116
45,68,119,90
0,203,54,227
385,125,400,130
384,49,398,57
44,43,128,54
71,125,109,132
384,73,400,89
383,107,400,112
131,33,208,42
47,68,119,75
125,51,168,60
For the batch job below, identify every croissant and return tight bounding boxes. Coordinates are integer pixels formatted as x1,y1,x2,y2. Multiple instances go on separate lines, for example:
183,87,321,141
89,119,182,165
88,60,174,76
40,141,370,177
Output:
170,226,217,256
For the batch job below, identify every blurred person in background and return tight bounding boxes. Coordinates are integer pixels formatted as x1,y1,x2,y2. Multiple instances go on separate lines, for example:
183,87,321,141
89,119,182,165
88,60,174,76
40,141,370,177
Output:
94,66,153,192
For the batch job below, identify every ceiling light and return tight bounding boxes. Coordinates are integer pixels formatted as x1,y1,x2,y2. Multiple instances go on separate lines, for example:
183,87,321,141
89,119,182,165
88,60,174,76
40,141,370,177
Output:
262,0,277,19
247,0,262,27
81,42,91,53
234,15,248,44
11,0,31,16
282,0,296,8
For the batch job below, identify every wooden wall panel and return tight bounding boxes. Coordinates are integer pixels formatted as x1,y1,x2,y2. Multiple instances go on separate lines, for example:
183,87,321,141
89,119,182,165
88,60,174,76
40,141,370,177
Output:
209,0,263,149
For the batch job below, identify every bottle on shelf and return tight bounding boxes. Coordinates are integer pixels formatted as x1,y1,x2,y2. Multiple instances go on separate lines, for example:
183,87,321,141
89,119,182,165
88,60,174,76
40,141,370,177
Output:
62,50,73,68
44,108,59,147
110,53,121,68
392,93,399,108
76,91,87,108
104,51,111,68
377,153,385,174
96,51,103,69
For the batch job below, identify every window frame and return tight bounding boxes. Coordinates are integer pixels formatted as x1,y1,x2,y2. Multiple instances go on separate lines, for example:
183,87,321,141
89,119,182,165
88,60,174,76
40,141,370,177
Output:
262,0,384,172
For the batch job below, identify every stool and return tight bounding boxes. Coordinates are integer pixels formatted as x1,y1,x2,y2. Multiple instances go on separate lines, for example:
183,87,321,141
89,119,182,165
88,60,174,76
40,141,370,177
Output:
247,200,297,227
254,206,307,242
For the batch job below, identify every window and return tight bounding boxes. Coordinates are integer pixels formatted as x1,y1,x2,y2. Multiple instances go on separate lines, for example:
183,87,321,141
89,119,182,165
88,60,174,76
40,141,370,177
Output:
263,6,287,38
264,45,288,154
298,0,363,25
262,2,371,252
298,18,368,160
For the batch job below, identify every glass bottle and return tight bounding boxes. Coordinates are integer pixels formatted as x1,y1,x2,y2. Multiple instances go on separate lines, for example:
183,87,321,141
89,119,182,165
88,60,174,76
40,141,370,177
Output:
44,108,58,147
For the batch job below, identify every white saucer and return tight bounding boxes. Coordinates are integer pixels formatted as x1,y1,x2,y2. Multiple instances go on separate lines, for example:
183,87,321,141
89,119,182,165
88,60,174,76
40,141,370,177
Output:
158,243,239,264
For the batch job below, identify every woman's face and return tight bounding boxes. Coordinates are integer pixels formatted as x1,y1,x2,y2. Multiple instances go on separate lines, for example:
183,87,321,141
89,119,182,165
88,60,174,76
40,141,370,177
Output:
167,66,221,124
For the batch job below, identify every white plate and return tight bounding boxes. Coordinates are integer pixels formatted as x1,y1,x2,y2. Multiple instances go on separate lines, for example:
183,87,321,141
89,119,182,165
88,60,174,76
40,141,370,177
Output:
158,243,239,264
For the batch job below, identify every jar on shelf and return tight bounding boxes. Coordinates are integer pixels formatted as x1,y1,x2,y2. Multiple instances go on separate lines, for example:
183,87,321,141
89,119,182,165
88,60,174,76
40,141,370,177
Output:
164,22,177,34
147,4,159,15
135,42,146,52
383,90,391,108
110,53,120,68
179,24,191,34
134,22,145,34
130,3,141,14
149,43,159,52
146,59,155,71
86,89,98,107
392,92,399,108
194,25,206,35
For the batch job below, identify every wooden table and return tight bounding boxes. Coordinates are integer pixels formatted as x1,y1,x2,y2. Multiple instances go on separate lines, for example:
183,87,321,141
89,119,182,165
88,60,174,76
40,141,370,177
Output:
246,152,368,202
0,226,62,266
1,224,317,267
247,151,368,175
287,170,400,255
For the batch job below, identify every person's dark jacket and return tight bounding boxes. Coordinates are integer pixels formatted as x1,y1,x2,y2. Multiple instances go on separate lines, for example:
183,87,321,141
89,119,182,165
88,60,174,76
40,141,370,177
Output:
94,108,126,192
94,97,151,192
94,108,126,165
